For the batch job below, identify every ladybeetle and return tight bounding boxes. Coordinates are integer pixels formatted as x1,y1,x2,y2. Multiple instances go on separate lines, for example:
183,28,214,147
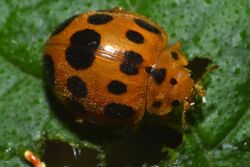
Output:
43,7,205,127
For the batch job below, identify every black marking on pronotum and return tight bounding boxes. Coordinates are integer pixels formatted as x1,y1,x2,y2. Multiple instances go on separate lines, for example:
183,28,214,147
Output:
171,51,179,60
170,78,178,85
145,67,167,85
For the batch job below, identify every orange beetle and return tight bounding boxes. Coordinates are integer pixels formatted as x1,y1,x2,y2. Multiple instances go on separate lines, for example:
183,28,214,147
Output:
43,7,205,127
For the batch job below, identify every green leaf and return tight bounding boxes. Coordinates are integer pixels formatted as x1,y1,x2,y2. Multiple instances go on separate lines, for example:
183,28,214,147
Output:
0,0,249,166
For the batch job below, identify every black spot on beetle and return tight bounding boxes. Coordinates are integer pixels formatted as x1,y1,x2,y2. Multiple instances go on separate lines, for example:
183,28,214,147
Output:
88,13,113,25
108,80,127,95
67,76,88,98
120,50,143,75
105,103,135,118
66,29,100,69
123,51,143,65
170,78,177,85
66,46,96,70
70,29,100,49
126,30,144,44
67,99,86,113
152,101,162,108
51,14,79,36
120,63,139,75
134,18,161,34
172,100,180,107
145,67,167,85
171,51,179,60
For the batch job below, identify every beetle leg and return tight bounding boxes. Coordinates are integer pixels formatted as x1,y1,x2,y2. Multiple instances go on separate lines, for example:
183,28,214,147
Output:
182,98,192,129
194,82,206,97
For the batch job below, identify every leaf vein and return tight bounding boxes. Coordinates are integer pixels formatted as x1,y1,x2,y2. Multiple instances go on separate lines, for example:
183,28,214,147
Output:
0,55,40,80
192,127,214,167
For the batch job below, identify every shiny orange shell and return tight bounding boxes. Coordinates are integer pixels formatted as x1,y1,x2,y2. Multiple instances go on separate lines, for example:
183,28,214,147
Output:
43,8,194,125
